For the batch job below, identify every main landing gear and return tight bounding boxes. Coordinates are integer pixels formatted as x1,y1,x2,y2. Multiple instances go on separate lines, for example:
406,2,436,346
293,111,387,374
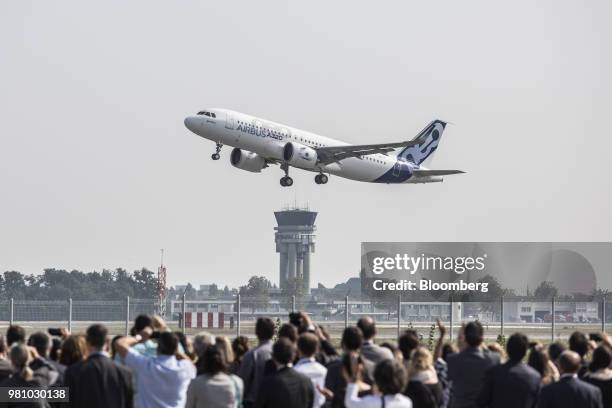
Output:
211,143,222,160
280,163,293,187
315,174,328,184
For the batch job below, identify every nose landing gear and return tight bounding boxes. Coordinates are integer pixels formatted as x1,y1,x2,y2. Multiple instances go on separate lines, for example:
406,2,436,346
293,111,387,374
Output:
211,143,222,160
314,174,328,184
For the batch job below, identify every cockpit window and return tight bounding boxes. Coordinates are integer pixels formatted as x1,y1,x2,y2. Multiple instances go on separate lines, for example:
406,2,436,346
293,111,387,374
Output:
197,111,216,118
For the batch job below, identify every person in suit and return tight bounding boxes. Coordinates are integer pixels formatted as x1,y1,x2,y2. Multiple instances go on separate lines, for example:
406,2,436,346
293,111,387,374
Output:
325,326,376,408
63,324,134,408
357,317,394,365
238,317,275,407
538,350,603,408
446,321,501,408
477,332,541,408
583,345,612,408
255,337,314,408
27,331,60,386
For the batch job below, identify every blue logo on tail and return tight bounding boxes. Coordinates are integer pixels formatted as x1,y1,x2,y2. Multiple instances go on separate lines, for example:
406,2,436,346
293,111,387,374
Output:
397,120,446,165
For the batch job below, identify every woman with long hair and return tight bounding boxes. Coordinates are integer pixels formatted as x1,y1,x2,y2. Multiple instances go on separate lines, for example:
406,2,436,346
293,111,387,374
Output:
0,344,49,407
527,344,558,385
344,355,412,407
186,344,243,408
404,347,443,408
58,334,88,367
216,336,235,366
229,335,249,375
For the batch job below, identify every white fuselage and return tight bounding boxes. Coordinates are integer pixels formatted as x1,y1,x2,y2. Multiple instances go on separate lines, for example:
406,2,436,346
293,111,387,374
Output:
184,108,437,184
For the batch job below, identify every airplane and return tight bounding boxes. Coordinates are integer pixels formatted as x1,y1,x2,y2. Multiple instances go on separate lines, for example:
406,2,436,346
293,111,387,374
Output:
184,109,464,187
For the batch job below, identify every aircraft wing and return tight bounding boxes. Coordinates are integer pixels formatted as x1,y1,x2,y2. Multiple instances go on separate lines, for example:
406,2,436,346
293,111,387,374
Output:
316,140,422,165
412,169,465,177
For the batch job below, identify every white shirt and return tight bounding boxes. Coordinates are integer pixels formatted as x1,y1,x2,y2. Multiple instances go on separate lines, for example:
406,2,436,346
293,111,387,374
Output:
344,383,412,408
294,357,328,408
125,348,196,408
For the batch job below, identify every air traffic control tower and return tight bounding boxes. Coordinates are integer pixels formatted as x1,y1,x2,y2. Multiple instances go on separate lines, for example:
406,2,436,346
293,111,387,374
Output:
274,208,317,293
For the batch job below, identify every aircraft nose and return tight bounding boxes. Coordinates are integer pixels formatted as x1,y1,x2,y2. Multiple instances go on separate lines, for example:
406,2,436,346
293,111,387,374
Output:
184,116,198,132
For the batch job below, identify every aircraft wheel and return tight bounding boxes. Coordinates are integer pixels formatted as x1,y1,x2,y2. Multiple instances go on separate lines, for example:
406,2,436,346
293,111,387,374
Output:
211,153,220,160
284,176,293,187
314,175,321,184
319,174,328,184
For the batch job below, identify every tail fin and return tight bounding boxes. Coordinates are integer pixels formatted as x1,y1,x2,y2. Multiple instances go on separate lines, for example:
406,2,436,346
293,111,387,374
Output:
397,120,447,165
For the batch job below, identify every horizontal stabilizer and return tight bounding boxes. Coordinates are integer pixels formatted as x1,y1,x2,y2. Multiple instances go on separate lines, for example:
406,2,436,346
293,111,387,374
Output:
413,169,465,177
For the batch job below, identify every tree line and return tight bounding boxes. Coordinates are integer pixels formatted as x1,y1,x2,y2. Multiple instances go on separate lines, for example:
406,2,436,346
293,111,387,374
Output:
0,268,159,300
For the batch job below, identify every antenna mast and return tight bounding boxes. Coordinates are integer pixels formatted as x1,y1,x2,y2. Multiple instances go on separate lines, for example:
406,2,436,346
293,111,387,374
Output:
157,249,167,318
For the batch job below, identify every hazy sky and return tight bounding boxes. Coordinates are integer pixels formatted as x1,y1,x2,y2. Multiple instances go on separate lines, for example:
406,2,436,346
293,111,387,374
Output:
1,1,611,289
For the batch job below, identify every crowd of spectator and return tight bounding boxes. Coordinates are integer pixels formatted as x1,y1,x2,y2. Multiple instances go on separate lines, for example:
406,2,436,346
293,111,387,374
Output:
0,312,611,408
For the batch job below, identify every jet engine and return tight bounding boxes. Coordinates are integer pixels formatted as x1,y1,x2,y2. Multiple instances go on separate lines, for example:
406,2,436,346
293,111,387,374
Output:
230,148,266,173
262,141,285,161
283,142,318,170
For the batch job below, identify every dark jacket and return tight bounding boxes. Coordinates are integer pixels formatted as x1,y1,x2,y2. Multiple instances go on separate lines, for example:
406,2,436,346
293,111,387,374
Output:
238,340,273,404
29,357,59,387
360,341,394,365
584,371,612,408
0,359,11,383
447,346,500,408
405,381,444,408
0,374,49,408
63,353,133,408
538,375,603,408
477,361,541,408
255,366,314,408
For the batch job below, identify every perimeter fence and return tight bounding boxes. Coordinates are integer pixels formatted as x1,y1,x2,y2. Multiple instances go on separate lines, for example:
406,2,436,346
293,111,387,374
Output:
1,296,609,342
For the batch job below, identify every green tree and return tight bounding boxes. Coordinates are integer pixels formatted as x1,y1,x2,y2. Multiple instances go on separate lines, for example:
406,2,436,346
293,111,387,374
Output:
534,281,558,300
2,271,27,299
239,276,271,312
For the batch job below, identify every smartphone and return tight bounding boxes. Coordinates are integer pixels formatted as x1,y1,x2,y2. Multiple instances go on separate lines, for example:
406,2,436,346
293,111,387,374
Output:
589,333,603,342
48,328,62,336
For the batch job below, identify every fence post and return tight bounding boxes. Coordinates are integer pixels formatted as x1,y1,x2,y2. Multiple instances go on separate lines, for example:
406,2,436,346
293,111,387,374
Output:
125,296,130,336
236,294,241,337
500,296,504,337
291,295,296,313
449,297,453,343
551,296,555,342
397,294,401,339
68,298,73,333
9,298,14,326
344,296,349,328
602,297,606,333
181,292,186,334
